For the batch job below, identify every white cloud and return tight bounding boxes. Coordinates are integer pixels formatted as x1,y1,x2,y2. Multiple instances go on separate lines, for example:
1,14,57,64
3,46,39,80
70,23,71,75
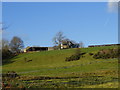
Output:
108,0,118,12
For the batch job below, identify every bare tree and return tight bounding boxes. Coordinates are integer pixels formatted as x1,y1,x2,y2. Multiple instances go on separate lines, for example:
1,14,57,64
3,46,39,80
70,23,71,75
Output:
79,41,84,48
2,39,9,49
10,36,24,53
52,31,65,49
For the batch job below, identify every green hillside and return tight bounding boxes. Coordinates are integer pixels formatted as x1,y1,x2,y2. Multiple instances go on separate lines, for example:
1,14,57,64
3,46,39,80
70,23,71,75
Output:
2,46,118,88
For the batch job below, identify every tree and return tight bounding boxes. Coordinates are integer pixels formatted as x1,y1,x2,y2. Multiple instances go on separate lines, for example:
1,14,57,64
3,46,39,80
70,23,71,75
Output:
1,39,13,61
2,39,9,49
52,31,65,49
79,41,84,48
10,36,24,53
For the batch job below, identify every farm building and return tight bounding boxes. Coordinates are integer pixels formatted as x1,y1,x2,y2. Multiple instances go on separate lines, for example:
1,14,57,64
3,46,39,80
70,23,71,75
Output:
24,47,54,52
24,47,48,52
88,44,120,47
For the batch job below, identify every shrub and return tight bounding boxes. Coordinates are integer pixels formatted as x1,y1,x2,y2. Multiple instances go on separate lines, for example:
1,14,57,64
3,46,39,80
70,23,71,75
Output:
93,49,119,59
65,49,86,62
89,53,94,56
65,54,80,61
3,71,19,78
2,49,13,60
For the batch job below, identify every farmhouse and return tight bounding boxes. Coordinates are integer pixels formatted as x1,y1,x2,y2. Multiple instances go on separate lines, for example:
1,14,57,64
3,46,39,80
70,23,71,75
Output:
61,41,79,49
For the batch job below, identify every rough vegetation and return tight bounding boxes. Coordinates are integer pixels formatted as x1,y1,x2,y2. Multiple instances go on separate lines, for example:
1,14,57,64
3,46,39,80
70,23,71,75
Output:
65,48,85,61
93,48,119,59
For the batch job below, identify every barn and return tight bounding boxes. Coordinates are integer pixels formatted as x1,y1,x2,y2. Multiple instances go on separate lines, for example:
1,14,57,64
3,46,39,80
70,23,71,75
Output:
24,47,48,52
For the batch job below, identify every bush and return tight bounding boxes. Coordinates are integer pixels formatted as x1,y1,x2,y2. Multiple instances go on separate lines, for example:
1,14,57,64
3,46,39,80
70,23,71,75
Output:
65,49,86,62
93,49,119,59
65,54,80,61
89,53,94,56
3,71,19,78
2,49,14,62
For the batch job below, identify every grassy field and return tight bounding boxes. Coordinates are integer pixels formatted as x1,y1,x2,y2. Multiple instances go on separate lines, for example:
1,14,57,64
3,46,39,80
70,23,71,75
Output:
2,46,118,88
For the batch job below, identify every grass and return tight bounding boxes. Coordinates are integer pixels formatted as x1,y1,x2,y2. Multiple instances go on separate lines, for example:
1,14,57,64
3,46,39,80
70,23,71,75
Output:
2,46,118,88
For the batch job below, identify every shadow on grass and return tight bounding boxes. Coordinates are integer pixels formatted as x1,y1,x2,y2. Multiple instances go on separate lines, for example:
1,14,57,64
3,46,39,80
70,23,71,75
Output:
2,59,15,65
2,55,20,65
